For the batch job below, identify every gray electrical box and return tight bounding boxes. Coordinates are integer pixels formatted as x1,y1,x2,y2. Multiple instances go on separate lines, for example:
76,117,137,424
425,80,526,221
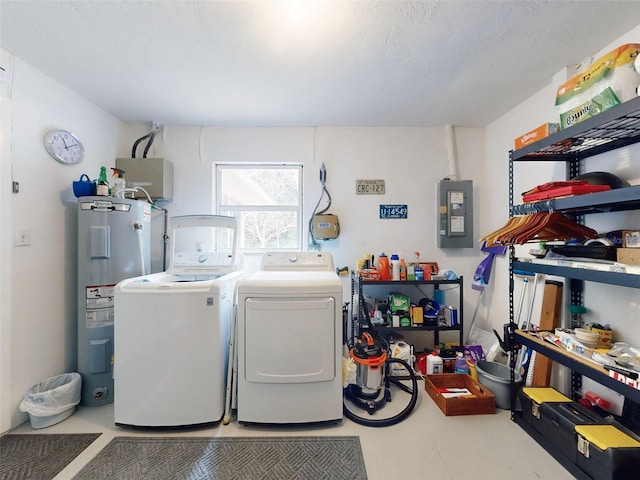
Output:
115,157,173,201
437,179,473,248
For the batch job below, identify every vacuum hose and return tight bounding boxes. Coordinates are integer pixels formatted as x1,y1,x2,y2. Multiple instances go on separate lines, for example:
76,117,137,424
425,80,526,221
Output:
344,357,418,427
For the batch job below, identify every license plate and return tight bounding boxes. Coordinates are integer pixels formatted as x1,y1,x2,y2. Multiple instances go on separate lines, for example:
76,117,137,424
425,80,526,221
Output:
379,204,408,219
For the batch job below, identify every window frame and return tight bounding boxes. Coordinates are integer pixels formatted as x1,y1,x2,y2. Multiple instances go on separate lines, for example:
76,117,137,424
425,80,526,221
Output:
214,162,304,253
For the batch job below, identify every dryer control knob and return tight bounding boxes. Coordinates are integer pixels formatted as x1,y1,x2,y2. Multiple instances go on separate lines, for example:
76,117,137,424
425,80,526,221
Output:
198,254,208,263
289,255,298,263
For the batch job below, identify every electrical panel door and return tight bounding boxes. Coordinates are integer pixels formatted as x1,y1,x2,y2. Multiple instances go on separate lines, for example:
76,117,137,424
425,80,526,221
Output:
437,180,474,248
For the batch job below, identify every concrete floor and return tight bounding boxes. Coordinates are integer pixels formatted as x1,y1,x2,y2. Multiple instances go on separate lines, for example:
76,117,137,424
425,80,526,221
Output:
11,381,574,480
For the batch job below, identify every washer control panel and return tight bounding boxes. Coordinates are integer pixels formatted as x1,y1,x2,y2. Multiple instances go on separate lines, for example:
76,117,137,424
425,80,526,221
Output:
173,251,231,267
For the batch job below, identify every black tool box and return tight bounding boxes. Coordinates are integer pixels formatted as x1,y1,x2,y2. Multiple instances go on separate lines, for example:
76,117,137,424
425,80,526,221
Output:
519,387,607,464
575,425,640,480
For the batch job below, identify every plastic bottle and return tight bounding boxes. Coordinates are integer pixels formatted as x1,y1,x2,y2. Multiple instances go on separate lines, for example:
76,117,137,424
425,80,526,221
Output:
391,254,400,281
455,352,470,374
426,351,443,374
378,253,390,281
399,258,407,281
97,166,109,196
415,266,424,281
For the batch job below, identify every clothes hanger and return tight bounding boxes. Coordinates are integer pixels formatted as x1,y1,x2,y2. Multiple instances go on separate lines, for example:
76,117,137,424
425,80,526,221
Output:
481,211,597,246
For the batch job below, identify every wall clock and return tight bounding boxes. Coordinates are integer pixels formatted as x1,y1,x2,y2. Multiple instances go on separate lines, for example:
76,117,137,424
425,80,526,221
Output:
43,129,85,165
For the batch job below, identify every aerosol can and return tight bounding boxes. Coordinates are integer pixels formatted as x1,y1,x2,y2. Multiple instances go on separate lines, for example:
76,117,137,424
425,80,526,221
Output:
111,168,126,197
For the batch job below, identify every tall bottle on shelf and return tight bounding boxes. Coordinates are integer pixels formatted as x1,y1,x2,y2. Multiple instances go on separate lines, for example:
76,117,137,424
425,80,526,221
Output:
378,253,390,281
391,254,400,281
97,166,109,196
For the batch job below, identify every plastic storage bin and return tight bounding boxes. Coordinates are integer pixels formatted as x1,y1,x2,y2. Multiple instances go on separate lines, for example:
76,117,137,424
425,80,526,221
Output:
520,387,607,464
19,373,82,429
575,425,640,480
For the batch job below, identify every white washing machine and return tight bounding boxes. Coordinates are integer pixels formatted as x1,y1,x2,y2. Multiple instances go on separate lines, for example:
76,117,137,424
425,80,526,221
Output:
236,252,343,424
114,215,245,427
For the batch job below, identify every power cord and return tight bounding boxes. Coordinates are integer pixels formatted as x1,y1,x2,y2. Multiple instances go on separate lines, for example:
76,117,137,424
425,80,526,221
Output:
308,162,332,247
131,122,159,158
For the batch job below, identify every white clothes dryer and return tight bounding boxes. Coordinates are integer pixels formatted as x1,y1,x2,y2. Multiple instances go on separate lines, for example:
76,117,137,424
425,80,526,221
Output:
236,252,343,424
114,215,245,427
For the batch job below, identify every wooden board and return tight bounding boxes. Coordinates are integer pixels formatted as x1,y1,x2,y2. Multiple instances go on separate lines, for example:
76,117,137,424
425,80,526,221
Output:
531,280,563,386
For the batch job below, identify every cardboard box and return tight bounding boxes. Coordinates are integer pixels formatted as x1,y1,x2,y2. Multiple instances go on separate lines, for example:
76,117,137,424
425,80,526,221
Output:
617,248,640,266
425,374,495,416
410,306,423,325
514,123,560,150
357,269,380,281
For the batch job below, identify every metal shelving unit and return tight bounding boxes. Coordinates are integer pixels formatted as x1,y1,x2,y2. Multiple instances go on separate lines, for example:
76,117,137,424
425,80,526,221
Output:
350,273,464,348
514,330,640,404
512,260,640,288
507,97,640,478
511,96,640,162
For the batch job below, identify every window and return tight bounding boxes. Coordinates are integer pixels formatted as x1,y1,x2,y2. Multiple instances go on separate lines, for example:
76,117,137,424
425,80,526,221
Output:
216,164,303,251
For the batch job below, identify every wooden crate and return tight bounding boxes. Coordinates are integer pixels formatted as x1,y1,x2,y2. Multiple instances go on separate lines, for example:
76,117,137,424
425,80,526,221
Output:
425,373,495,416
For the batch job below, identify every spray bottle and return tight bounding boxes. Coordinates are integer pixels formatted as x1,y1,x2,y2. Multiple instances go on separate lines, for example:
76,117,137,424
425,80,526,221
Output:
111,168,126,197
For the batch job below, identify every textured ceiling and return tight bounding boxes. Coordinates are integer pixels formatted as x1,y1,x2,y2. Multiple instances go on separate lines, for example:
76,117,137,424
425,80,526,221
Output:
1,1,639,127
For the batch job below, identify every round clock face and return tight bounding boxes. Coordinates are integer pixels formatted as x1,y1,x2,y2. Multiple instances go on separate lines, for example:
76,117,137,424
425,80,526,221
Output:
43,130,85,164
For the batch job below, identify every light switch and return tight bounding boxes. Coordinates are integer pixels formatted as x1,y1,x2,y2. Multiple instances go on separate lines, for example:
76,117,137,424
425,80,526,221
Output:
14,228,31,246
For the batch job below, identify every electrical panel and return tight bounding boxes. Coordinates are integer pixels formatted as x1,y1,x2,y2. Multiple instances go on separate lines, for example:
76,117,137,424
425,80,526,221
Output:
115,157,173,201
437,179,473,248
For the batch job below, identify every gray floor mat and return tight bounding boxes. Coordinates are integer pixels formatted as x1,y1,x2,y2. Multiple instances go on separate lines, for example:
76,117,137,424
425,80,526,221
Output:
74,436,367,480
1,433,101,480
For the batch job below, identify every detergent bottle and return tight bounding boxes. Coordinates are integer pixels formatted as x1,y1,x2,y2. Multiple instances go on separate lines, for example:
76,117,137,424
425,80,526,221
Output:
426,351,443,374
390,254,400,281
378,253,390,281
455,352,470,374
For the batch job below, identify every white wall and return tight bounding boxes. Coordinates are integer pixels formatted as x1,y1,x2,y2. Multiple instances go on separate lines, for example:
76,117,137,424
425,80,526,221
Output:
0,49,123,432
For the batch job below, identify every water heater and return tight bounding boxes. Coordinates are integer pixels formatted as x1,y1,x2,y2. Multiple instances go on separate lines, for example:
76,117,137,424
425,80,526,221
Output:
77,197,151,406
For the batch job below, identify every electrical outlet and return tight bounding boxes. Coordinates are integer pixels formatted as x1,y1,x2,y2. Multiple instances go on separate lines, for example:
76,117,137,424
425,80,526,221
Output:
14,228,30,246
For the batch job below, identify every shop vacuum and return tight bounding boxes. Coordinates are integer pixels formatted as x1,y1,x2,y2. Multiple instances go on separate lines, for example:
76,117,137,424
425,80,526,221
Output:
343,297,419,427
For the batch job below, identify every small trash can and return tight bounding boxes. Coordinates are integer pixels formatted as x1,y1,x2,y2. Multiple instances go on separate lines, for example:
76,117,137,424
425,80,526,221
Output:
19,372,82,429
